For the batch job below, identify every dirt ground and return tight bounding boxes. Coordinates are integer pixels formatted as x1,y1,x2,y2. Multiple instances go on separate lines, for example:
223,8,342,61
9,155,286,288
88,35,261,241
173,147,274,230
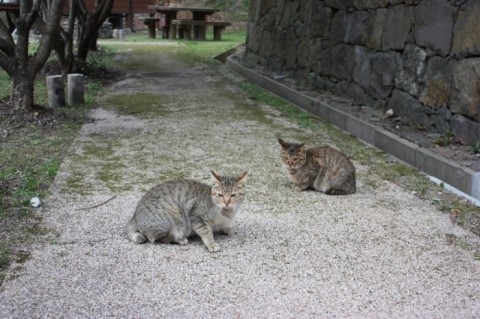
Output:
1,42,480,318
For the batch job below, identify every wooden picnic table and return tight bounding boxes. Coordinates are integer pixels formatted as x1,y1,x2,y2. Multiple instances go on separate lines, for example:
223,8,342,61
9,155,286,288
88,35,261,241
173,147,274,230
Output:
139,17,161,38
147,5,221,40
171,20,231,41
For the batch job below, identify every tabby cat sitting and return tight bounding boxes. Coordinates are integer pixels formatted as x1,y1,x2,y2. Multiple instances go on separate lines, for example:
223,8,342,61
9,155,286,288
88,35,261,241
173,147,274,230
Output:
126,170,247,252
278,138,355,195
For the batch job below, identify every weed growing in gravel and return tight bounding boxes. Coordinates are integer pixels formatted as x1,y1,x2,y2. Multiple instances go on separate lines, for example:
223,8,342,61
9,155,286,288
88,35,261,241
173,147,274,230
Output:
101,93,173,117
240,81,319,130
470,141,480,154
412,176,431,196
432,130,463,147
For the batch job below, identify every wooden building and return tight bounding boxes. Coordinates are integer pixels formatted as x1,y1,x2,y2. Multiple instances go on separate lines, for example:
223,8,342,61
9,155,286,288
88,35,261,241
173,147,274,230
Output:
84,0,158,30
0,1,167,31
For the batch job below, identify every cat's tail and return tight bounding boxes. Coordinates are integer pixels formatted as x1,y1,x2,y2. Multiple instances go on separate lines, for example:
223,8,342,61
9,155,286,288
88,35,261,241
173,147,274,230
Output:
126,217,147,244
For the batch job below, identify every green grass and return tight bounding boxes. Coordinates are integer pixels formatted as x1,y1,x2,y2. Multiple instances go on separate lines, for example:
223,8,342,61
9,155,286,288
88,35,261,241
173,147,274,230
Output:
240,81,320,130
100,93,174,117
178,31,246,65
0,71,9,98
109,29,246,63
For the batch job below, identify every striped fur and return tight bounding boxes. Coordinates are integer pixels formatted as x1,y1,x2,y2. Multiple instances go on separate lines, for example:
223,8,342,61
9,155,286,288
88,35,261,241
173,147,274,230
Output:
126,171,247,252
278,139,356,195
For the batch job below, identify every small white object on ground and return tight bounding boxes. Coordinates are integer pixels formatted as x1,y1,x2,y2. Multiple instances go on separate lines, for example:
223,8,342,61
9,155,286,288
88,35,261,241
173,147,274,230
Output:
384,109,394,118
30,197,41,208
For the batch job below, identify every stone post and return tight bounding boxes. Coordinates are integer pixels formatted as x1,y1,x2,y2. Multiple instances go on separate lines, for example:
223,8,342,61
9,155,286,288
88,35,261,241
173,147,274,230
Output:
46,75,66,108
118,29,125,39
67,73,85,106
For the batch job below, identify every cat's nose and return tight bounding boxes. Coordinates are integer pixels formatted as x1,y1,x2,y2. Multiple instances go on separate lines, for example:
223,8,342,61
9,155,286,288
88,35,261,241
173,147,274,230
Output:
223,197,231,206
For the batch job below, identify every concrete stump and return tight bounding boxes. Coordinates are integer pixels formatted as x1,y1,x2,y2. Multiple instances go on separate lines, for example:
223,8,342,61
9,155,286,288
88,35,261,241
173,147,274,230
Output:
47,75,66,108
67,73,85,106
118,29,125,39
113,29,125,39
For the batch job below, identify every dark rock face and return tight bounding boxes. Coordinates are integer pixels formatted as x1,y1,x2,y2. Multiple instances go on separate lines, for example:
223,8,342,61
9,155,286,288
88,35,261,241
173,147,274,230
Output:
388,89,432,129
381,5,413,51
451,114,480,145
451,0,480,57
245,0,480,144
395,44,427,97
318,44,355,80
353,46,399,100
414,0,454,56
450,58,480,123
419,57,454,109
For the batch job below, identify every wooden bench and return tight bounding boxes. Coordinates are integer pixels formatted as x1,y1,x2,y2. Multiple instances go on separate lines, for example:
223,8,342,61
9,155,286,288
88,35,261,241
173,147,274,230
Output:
140,17,161,38
209,21,232,41
171,19,231,41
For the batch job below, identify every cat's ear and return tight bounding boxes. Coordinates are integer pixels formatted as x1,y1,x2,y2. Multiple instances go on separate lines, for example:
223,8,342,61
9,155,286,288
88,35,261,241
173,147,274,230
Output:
296,143,305,150
235,171,248,183
278,138,289,149
211,170,222,183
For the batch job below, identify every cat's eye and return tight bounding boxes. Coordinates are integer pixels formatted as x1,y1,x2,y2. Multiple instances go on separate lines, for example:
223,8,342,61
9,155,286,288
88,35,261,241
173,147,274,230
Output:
231,194,236,197
217,194,224,197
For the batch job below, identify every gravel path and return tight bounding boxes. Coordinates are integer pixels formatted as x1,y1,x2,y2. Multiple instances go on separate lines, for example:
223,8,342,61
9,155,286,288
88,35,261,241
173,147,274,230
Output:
1,42,479,318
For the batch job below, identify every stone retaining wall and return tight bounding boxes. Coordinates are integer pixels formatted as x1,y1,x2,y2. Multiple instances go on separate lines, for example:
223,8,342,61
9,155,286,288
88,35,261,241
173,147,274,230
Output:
245,0,480,144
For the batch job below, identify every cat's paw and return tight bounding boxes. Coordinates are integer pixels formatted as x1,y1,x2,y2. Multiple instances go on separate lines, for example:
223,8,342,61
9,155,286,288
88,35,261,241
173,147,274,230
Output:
177,238,188,245
131,233,147,244
293,185,306,191
221,228,233,236
206,243,220,253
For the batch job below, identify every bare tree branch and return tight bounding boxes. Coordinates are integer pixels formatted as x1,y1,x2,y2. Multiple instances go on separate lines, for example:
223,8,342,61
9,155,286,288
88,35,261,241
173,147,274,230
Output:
32,0,65,74
75,0,113,61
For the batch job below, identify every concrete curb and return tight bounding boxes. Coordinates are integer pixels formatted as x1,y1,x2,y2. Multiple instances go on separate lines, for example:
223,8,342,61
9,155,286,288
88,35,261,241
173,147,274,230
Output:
226,56,480,202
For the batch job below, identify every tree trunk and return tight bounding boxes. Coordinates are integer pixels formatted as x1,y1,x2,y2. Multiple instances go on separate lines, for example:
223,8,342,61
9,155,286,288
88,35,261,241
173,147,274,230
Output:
56,0,77,76
10,3,36,109
11,73,35,110
75,0,114,62
89,32,99,51
0,0,65,109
